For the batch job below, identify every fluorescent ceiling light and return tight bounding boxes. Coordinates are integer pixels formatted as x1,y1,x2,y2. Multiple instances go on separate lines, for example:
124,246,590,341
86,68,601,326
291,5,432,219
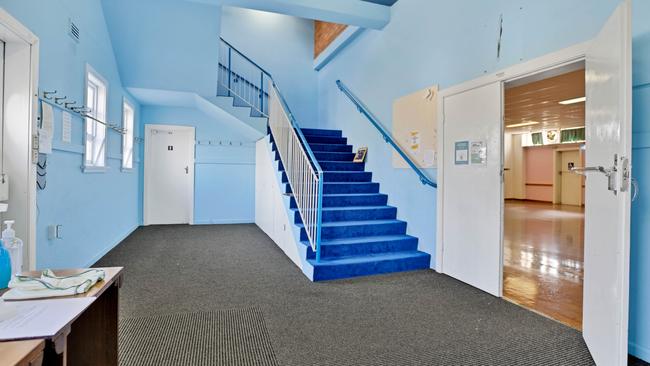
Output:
506,121,539,128
559,97,586,105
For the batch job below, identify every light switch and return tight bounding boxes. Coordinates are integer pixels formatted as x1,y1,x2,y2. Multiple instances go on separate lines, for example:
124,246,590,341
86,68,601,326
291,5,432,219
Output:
48,225,63,240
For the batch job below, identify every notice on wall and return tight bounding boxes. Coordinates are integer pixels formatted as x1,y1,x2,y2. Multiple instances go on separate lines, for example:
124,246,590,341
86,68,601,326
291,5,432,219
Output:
62,112,72,143
455,141,469,165
392,86,438,169
470,141,487,165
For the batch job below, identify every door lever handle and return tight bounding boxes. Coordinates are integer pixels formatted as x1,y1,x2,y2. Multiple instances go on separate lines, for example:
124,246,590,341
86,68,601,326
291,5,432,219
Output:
570,166,614,177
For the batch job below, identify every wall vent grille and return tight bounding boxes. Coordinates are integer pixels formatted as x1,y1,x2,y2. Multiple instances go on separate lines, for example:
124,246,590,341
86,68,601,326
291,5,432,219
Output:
68,19,80,43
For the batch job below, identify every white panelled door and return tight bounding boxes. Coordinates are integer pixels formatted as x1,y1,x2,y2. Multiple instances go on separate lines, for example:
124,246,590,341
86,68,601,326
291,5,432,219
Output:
144,125,195,225
582,2,632,365
441,82,503,296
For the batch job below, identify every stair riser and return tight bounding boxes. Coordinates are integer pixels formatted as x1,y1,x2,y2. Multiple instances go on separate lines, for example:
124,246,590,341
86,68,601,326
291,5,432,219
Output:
312,255,431,281
323,172,372,183
301,128,342,138
290,194,387,209
319,162,365,171
285,183,380,195
300,221,407,241
294,207,397,224
307,238,419,259
314,152,355,162
304,135,347,145
323,183,380,194
309,144,353,153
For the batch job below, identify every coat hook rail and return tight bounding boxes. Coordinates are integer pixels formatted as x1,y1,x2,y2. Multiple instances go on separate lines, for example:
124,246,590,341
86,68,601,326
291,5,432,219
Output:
38,89,125,135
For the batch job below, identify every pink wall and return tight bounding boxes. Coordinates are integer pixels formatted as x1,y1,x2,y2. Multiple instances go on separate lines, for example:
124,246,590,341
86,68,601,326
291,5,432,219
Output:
525,147,554,202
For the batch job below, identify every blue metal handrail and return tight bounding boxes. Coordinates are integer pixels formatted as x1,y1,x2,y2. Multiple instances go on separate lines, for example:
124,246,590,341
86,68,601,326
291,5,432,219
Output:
219,37,324,260
336,80,437,188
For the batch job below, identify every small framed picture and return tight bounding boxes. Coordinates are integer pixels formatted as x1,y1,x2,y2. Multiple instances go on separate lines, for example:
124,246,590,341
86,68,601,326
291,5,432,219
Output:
353,147,368,163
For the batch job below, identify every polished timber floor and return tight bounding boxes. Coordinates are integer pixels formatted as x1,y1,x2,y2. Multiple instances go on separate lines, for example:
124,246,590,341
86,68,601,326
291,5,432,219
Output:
503,200,585,330
96,224,603,365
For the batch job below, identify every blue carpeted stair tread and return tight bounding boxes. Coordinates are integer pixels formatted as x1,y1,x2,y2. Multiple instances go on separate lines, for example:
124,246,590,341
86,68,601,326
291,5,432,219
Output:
296,219,407,229
292,205,396,213
308,251,429,266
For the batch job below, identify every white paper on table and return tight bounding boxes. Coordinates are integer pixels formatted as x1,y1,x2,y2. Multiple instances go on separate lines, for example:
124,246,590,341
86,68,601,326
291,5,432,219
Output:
0,298,94,341
62,112,72,143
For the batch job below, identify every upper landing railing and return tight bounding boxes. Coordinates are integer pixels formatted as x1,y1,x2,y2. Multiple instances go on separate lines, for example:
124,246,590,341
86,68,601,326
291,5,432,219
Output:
218,38,324,260
335,80,437,189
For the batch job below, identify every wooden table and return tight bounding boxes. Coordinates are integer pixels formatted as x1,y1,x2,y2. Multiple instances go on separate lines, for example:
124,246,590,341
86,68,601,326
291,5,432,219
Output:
0,267,123,366
0,340,45,366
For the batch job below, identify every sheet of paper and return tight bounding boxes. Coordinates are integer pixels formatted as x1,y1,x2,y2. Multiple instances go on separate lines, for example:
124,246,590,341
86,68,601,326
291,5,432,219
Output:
41,102,54,135
0,298,94,341
38,128,52,154
62,112,72,143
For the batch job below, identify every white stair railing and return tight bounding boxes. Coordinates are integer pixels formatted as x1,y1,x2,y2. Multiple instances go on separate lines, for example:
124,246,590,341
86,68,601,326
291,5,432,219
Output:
268,85,323,260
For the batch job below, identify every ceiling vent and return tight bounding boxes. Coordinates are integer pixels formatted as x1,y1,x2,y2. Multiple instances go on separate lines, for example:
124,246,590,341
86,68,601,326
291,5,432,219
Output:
68,19,80,43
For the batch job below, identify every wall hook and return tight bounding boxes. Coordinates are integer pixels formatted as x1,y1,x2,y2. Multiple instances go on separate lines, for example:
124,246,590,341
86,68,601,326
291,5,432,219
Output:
42,90,57,99
64,101,77,109
54,96,67,105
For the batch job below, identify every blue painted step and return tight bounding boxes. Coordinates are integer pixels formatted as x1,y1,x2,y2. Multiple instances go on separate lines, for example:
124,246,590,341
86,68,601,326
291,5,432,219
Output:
301,128,342,137
297,219,407,241
305,235,420,259
313,152,355,162
309,251,431,281
292,205,397,224
319,161,365,171
290,193,388,208
283,171,372,183
303,135,348,145
286,182,379,195
309,143,353,153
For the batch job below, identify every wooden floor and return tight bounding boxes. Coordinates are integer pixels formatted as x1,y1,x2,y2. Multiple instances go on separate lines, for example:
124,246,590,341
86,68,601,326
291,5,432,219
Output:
503,200,585,330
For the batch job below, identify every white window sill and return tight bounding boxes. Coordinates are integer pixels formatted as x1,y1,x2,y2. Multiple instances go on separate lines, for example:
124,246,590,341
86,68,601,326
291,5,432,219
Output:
81,166,108,173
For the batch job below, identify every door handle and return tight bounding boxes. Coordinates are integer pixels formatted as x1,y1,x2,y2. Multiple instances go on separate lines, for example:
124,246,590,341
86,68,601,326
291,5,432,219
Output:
569,166,613,177
185,166,189,174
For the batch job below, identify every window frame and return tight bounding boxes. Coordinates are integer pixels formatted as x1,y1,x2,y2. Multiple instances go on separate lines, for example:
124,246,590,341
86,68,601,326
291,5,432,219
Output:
83,64,109,173
121,98,135,171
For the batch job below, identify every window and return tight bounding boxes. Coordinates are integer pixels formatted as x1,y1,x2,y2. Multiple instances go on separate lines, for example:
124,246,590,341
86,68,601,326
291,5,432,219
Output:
122,100,135,170
84,65,108,170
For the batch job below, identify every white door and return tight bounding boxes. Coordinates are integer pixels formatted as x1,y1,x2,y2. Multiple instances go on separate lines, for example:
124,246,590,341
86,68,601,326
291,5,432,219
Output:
441,82,503,296
581,2,632,365
144,125,195,225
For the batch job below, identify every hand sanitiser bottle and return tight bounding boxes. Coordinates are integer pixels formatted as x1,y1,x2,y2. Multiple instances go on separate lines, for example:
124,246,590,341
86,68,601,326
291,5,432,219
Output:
2,220,23,277
0,241,10,288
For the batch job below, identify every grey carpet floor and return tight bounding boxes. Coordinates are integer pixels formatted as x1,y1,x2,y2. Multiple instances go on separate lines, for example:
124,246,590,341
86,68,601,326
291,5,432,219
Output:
96,224,600,366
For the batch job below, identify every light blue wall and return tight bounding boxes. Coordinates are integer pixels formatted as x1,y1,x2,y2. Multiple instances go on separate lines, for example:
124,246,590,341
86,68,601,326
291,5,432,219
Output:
101,0,222,96
220,6,318,125
315,0,648,360
141,106,256,225
630,0,650,360
0,0,142,268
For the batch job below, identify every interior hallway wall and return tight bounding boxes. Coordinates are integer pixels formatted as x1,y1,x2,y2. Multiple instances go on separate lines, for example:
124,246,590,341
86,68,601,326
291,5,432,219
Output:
315,0,649,360
220,6,318,125
316,0,621,267
524,147,554,202
0,0,142,268
141,106,256,225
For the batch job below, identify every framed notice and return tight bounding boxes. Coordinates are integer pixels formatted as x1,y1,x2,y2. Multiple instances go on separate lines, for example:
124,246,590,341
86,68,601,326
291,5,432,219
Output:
454,141,469,165
470,141,487,165
353,147,368,163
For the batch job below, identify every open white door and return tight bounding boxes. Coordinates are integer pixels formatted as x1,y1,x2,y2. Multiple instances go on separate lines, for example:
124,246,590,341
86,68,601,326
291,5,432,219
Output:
581,2,632,365
441,82,503,296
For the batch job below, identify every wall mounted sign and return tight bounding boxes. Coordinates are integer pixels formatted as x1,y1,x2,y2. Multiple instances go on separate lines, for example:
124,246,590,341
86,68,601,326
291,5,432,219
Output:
454,141,469,165
353,147,368,163
470,141,487,165
543,129,560,145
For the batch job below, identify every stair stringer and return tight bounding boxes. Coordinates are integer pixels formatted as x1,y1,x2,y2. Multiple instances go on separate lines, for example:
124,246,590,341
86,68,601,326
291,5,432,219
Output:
255,136,315,280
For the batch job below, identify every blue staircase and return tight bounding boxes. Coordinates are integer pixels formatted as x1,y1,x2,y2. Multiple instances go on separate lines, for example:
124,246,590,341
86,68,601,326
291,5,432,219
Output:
271,127,431,281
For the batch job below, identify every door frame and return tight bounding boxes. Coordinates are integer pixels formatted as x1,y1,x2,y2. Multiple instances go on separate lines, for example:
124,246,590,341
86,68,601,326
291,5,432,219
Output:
436,41,590,274
143,124,195,226
0,9,39,270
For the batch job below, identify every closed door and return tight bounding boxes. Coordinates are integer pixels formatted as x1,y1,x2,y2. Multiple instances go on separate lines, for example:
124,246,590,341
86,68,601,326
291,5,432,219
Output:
560,150,582,205
144,125,195,225
441,82,503,296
